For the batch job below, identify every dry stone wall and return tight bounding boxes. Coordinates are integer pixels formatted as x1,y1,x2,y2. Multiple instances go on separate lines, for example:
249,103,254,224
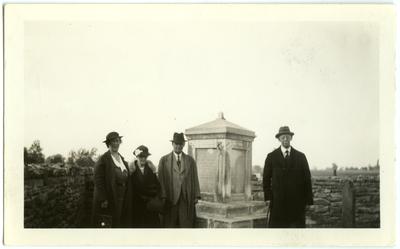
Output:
252,175,380,228
24,164,94,228
24,163,379,228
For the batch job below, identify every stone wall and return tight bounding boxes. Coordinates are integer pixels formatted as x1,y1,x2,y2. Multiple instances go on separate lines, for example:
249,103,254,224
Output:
352,175,380,228
252,175,380,228
24,164,94,228
24,163,379,228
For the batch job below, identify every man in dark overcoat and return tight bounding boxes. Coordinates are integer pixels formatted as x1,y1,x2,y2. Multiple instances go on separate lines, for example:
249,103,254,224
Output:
263,126,313,228
158,132,201,228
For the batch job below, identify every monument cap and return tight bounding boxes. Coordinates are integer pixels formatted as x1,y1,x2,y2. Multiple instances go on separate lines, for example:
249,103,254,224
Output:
275,126,294,138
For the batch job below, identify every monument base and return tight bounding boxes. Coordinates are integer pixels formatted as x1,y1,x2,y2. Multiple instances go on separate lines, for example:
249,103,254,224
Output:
195,200,268,228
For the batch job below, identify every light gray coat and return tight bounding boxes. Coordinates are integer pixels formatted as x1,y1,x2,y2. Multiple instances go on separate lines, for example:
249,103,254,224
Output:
158,152,201,227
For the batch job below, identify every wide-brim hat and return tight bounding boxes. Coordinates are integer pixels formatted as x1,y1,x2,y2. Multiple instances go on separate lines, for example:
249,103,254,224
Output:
133,145,151,157
170,132,186,144
103,131,123,143
275,126,294,138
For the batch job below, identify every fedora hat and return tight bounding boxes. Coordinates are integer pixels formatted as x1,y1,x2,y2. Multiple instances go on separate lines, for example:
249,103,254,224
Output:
133,145,151,157
275,126,294,138
103,131,123,143
170,132,186,144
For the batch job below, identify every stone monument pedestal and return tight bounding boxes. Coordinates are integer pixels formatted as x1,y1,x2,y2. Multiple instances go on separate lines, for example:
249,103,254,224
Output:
196,200,267,228
186,113,267,228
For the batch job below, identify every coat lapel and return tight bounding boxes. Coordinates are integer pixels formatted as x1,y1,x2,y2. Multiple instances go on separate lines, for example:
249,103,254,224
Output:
105,151,116,177
134,165,145,184
289,147,296,168
143,164,149,177
120,154,129,173
167,152,174,174
181,152,188,175
171,152,180,173
104,151,117,202
275,148,286,168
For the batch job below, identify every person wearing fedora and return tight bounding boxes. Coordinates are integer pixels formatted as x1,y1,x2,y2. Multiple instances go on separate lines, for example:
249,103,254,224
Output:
157,132,201,228
91,131,132,228
130,145,162,228
263,126,313,228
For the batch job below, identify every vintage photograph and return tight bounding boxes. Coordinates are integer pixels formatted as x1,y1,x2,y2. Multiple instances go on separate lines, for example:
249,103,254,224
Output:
4,3,396,246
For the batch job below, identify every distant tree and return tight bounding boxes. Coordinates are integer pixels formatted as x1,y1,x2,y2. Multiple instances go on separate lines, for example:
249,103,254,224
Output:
46,154,65,165
67,148,97,167
332,163,338,176
24,140,45,164
24,147,28,165
252,165,263,175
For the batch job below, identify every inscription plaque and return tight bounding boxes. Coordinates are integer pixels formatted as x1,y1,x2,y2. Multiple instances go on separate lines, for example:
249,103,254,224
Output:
230,149,245,194
196,148,218,193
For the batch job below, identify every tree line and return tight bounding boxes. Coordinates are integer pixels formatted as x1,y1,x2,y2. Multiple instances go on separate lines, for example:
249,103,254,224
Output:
24,140,98,167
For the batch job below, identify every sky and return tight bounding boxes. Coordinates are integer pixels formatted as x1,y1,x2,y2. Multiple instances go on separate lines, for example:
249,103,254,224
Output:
24,19,379,169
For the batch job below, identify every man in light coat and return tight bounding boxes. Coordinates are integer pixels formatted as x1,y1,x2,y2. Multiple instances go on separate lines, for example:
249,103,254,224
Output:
158,132,201,228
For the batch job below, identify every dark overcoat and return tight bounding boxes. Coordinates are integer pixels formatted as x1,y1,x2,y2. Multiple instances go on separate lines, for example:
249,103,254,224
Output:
158,152,201,228
263,147,313,228
131,161,161,228
91,151,132,228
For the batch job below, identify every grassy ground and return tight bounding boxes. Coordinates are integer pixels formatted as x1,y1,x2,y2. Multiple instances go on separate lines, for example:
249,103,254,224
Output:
310,169,379,177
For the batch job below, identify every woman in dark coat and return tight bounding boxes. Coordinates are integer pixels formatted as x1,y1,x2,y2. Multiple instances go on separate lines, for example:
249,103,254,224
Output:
91,131,132,228
130,145,161,228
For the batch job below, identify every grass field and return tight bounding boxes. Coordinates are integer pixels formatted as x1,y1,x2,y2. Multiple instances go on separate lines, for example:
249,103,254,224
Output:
310,169,379,177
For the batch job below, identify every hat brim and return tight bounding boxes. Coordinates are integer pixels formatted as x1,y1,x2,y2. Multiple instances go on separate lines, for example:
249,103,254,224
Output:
275,132,294,139
170,139,187,143
136,153,151,157
103,136,123,143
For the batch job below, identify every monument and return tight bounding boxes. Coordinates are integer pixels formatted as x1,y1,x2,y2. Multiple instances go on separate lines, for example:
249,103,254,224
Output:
185,113,267,228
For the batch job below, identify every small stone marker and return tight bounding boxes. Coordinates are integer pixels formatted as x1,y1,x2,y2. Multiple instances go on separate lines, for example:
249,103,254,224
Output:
342,180,355,227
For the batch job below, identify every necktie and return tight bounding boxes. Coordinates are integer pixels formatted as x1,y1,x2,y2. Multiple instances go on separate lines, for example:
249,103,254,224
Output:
177,154,181,170
285,150,289,158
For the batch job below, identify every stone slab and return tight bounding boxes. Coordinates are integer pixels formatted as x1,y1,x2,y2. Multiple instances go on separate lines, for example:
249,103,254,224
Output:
196,213,267,228
196,200,267,219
